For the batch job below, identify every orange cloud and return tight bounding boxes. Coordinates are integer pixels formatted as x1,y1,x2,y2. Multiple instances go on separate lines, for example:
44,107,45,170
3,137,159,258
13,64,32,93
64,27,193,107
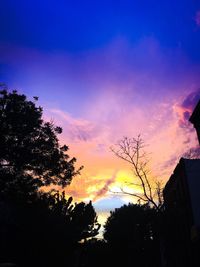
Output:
43,88,199,207
36,38,200,208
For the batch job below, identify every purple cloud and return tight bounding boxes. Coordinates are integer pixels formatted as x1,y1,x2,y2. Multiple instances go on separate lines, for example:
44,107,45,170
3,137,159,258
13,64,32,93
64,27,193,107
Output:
162,155,179,170
181,89,200,110
93,173,117,201
176,89,200,129
183,146,200,159
195,11,200,27
48,109,101,142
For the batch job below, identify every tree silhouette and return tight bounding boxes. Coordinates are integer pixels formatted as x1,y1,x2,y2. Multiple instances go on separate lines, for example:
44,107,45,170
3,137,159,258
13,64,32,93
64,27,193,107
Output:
0,191,100,266
111,136,163,211
0,87,82,200
0,86,100,266
79,239,109,267
104,203,161,267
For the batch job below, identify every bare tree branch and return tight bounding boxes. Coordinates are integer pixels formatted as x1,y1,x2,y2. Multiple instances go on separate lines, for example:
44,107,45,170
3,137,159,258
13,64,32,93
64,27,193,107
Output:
109,188,148,203
110,135,163,211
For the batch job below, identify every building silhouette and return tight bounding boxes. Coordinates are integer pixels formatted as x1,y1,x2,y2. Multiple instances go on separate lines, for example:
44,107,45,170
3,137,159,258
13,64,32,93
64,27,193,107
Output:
163,100,200,267
189,100,200,144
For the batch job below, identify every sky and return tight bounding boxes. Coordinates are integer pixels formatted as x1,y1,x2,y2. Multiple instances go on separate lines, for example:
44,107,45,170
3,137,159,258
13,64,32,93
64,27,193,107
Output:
1,0,200,228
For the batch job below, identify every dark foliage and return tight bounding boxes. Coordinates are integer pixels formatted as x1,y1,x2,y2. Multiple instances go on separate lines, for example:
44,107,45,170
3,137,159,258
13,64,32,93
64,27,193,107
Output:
103,203,161,267
0,87,83,200
0,87,99,266
78,239,110,267
0,191,100,266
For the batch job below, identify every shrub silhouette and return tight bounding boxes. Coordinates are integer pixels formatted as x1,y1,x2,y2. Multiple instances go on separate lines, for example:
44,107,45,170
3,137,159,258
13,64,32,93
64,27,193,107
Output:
104,203,161,267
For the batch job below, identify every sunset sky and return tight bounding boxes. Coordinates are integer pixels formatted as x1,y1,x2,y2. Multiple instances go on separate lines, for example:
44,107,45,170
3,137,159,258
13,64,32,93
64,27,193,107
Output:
1,0,200,226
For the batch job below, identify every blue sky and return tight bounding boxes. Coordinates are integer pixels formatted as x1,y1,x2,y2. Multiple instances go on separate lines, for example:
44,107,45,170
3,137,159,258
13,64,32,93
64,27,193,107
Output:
1,0,200,56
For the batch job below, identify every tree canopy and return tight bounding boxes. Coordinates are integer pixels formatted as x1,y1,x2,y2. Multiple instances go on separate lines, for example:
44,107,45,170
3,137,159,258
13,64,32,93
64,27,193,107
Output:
103,203,161,267
0,87,82,199
104,203,157,244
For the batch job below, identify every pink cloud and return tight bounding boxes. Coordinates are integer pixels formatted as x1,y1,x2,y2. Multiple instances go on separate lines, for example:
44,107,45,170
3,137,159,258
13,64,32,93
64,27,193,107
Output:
44,91,199,203
1,38,200,204
48,109,99,142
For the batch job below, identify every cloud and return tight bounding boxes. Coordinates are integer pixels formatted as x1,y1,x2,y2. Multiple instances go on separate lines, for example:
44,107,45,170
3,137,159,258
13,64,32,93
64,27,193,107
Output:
64,175,101,201
93,172,117,201
161,155,179,170
183,146,200,159
64,172,117,203
48,109,99,142
173,89,200,129
1,38,200,208
47,91,199,204
195,11,200,27
161,144,200,173
181,89,200,110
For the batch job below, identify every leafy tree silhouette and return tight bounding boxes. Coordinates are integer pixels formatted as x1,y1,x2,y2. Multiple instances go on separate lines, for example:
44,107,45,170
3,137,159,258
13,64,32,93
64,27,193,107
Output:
0,87,82,200
103,203,161,267
0,86,100,266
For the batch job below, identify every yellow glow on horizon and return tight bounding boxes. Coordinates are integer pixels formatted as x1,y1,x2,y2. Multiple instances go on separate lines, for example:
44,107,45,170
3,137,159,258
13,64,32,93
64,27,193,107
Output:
45,94,198,206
